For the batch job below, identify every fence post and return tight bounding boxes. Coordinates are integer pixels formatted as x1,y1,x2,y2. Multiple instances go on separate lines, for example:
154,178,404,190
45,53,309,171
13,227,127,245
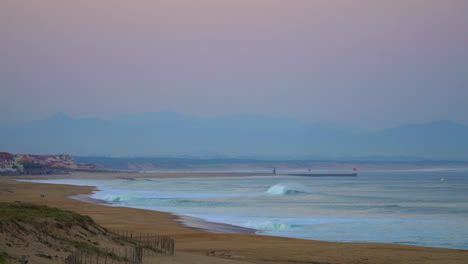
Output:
158,236,162,255
138,246,141,264
171,239,175,255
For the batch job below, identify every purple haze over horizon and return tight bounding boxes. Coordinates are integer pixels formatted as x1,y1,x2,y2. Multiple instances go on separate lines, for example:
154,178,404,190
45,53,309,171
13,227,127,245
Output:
1,0,468,129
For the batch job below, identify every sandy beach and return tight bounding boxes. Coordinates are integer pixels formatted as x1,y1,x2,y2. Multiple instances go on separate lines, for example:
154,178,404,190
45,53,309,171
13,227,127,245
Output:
1,172,468,264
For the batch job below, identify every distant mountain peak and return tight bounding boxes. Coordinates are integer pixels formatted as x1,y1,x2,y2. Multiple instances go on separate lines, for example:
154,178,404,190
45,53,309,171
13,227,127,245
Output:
47,112,72,120
2,112,467,159
111,111,195,124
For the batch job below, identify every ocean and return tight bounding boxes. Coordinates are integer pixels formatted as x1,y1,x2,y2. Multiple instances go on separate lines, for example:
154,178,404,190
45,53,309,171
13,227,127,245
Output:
27,169,468,249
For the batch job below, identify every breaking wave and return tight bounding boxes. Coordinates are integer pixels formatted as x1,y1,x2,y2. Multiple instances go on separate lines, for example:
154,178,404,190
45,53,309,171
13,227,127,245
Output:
243,220,301,231
266,182,312,195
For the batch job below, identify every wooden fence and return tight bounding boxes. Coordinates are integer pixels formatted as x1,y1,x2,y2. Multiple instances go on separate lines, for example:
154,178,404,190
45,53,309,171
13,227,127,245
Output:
65,229,175,264
65,247,143,264
110,229,175,256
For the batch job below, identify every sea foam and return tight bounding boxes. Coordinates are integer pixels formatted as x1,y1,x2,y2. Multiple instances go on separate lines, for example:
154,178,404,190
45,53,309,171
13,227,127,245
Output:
266,182,312,195
20,171,468,249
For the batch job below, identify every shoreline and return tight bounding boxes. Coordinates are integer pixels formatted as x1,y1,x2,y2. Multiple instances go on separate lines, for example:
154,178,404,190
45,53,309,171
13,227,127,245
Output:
16,173,468,249
174,214,257,235
2,172,468,264
68,190,258,235
69,193,113,205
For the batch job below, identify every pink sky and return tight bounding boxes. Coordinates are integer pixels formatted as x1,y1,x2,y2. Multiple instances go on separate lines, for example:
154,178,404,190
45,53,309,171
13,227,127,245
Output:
1,0,467,128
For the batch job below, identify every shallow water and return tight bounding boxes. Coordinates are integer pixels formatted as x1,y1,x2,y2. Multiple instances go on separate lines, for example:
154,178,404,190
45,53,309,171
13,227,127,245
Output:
27,169,468,249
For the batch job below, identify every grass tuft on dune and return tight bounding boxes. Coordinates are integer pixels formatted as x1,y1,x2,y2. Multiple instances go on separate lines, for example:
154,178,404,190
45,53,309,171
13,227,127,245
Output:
0,202,161,264
0,202,93,225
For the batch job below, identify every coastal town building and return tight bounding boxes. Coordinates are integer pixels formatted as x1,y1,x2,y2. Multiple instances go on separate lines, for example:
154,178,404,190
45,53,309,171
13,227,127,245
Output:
0,152,95,174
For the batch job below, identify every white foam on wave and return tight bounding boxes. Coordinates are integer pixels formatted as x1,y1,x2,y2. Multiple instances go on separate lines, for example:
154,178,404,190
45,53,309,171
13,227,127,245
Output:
242,221,299,231
184,214,302,232
266,182,312,195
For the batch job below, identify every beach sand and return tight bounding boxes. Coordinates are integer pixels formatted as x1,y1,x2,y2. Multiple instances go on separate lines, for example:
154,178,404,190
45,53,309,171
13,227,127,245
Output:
1,172,467,264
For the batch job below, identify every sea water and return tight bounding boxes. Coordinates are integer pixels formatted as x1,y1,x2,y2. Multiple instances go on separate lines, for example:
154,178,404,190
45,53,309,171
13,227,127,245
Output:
27,169,468,249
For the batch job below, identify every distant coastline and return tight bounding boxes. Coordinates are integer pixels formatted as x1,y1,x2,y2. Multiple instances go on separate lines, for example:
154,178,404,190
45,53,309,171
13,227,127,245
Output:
3,151,468,177
73,155,468,172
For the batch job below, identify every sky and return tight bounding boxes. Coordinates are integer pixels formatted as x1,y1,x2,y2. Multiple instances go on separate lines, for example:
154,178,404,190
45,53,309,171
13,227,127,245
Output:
1,0,468,129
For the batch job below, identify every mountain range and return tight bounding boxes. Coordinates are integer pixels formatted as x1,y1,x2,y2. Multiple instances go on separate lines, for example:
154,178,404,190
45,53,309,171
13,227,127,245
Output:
1,112,467,159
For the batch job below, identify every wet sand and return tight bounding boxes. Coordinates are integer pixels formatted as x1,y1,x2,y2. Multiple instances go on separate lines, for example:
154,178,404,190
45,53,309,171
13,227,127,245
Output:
69,190,257,234
175,214,257,234
1,172,468,264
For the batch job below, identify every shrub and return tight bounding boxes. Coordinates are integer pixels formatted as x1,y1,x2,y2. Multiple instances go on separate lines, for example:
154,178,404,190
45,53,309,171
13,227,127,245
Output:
22,162,45,169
